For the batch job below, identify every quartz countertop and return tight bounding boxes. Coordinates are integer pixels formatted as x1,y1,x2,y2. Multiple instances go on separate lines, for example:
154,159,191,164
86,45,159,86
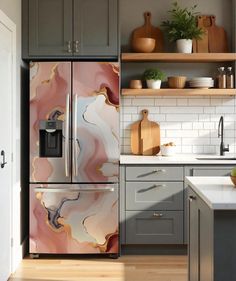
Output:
186,176,236,210
120,154,236,165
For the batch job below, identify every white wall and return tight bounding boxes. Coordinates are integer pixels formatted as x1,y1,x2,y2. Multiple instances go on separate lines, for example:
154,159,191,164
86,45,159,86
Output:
0,0,22,273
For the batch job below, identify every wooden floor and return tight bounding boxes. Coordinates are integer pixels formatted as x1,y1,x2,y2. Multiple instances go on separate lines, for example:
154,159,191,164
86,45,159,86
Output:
10,255,188,281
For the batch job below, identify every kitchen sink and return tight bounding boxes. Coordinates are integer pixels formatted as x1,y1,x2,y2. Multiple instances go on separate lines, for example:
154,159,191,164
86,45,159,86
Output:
196,157,236,160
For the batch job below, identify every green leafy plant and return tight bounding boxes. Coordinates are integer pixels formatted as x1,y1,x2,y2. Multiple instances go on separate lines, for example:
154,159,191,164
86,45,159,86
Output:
161,2,204,42
143,68,165,81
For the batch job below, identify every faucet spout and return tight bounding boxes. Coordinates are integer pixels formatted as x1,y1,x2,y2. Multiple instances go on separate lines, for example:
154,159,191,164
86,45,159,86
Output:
218,116,229,156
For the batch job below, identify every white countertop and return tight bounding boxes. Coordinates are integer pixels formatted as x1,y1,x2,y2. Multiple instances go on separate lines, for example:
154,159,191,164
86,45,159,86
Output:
186,176,236,210
120,154,236,165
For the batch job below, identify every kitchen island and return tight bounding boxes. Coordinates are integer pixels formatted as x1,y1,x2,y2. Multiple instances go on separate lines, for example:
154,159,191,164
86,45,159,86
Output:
186,177,236,281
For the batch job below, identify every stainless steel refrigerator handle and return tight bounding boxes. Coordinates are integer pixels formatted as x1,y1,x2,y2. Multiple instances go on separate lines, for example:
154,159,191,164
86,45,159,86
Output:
65,94,70,177
73,94,78,177
33,187,115,193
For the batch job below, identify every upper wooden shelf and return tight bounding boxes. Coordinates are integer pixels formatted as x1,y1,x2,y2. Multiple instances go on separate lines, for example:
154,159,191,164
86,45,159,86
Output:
121,88,236,96
121,53,236,62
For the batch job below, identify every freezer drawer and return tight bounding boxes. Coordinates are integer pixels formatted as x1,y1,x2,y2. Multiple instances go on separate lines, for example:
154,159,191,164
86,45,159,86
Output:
30,184,119,254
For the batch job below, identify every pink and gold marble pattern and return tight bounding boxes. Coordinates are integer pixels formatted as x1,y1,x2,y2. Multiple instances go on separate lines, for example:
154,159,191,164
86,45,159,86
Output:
30,62,119,183
30,62,71,183
30,184,118,254
73,62,119,183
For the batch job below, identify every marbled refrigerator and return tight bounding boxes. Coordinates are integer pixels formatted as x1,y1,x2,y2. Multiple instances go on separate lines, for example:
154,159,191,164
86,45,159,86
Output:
29,62,119,256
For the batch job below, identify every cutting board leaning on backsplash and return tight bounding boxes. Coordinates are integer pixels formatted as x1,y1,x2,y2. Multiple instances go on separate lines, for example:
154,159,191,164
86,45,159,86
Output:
131,109,160,155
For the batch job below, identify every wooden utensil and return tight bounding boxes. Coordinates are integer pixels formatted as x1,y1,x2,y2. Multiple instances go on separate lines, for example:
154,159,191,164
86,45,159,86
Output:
130,109,160,155
207,15,228,53
131,12,164,52
196,16,209,53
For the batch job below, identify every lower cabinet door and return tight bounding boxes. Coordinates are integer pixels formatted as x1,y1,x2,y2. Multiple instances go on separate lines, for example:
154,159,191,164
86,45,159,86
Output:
30,184,118,254
125,211,183,244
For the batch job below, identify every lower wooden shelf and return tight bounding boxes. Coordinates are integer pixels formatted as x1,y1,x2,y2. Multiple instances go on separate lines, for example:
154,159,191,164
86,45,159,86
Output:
121,88,236,96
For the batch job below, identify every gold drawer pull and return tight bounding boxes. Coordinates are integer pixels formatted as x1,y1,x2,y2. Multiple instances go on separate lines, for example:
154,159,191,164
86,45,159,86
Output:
153,213,163,218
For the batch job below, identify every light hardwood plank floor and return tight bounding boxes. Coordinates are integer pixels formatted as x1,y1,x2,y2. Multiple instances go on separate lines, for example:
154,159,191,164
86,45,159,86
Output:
10,255,187,281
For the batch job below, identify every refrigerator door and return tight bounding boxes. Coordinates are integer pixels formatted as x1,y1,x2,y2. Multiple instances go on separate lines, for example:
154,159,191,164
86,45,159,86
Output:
29,183,119,254
30,62,71,183
72,62,119,183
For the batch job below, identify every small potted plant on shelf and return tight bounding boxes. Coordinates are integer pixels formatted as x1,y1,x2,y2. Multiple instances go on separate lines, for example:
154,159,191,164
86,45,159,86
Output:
143,68,165,89
162,2,204,53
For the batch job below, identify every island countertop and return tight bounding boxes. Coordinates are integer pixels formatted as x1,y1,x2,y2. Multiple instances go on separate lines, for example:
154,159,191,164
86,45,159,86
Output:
186,176,236,210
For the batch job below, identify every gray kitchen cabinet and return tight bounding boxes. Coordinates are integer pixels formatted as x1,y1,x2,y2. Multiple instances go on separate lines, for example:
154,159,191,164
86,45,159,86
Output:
188,188,213,281
126,166,183,181
126,210,183,244
188,186,236,281
184,165,234,244
22,0,118,59
126,181,183,211
121,165,185,246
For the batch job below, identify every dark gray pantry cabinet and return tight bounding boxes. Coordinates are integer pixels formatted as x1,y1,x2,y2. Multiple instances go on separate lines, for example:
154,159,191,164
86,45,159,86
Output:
188,187,236,281
120,164,234,252
22,0,118,59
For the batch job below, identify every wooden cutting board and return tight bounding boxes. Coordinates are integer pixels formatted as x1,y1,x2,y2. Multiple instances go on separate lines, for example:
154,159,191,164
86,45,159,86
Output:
131,109,160,155
131,12,164,52
207,15,228,53
196,16,209,53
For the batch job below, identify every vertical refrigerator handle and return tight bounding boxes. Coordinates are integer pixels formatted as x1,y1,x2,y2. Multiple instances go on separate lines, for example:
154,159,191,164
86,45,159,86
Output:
73,94,79,177
65,94,70,177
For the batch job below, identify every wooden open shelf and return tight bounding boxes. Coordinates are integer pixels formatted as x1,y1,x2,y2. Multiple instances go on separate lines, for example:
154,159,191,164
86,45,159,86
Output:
121,88,236,96
121,53,236,62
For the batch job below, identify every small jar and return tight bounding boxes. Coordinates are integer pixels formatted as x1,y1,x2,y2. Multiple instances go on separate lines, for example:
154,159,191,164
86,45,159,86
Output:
226,67,234,89
129,80,142,89
217,67,226,89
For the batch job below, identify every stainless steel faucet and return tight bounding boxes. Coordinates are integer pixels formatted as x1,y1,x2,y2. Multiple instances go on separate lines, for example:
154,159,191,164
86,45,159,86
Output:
218,116,229,156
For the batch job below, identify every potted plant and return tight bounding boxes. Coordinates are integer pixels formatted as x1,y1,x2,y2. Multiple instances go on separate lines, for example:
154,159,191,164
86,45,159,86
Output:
143,68,165,89
162,2,204,53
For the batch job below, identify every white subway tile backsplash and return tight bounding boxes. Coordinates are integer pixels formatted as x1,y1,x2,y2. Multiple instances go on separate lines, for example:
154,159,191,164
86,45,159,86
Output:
161,107,203,114
132,98,155,106
216,106,235,114
166,114,198,122
188,99,210,106
120,96,236,154
177,99,188,106
155,98,177,106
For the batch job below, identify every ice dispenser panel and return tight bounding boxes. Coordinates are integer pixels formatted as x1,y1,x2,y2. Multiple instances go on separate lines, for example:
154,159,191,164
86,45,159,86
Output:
39,120,63,157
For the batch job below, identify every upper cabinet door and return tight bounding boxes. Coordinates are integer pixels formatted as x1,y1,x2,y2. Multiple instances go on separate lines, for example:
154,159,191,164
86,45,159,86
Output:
73,0,118,57
28,0,73,57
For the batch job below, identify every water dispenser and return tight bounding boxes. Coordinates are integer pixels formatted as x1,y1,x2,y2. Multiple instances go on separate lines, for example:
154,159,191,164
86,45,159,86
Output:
39,120,63,158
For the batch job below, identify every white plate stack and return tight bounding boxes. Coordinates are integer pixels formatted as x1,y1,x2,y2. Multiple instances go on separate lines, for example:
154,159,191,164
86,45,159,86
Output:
189,77,214,88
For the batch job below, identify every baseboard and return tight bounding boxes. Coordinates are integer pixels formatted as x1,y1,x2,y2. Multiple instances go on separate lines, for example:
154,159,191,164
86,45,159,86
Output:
121,244,187,255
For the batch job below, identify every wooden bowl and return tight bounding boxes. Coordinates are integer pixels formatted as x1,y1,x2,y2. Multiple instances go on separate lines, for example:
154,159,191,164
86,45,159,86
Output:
132,37,155,53
129,80,142,89
168,76,187,89
230,176,236,187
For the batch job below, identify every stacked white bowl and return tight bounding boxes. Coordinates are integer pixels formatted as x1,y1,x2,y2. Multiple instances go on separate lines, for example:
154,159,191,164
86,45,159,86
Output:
189,77,214,88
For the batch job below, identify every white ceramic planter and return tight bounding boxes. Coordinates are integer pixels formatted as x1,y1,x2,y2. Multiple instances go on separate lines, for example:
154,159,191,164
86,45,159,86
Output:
176,39,193,53
146,79,162,89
